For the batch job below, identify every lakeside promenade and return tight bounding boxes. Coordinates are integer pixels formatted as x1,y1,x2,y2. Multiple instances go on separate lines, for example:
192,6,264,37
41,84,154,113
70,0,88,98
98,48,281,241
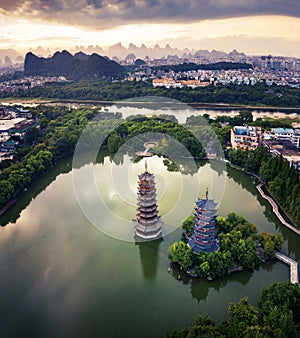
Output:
256,183,300,236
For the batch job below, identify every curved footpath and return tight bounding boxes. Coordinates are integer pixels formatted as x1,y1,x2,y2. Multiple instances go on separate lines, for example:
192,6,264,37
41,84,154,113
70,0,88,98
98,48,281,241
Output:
256,183,300,236
275,252,299,284
257,183,299,284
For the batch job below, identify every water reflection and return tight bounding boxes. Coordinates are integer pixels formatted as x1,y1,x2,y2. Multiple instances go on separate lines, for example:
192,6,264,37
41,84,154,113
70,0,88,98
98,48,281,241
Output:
0,158,73,227
163,157,207,175
169,263,253,302
136,238,164,283
0,149,298,337
226,166,258,195
169,260,280,303
209,160,226,177
190,270,253,303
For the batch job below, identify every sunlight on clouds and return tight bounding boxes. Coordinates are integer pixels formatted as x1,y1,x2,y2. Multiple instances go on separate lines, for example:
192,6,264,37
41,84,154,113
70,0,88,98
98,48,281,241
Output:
1,13,300,56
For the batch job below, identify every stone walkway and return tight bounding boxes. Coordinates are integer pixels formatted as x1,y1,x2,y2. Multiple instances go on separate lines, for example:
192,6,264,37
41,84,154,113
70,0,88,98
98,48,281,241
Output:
256,183,300,236
275,252,299,284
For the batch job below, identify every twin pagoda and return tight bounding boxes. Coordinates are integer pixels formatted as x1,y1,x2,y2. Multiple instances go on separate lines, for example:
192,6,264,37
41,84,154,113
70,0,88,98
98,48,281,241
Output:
133,161,163,239
133,162,219,256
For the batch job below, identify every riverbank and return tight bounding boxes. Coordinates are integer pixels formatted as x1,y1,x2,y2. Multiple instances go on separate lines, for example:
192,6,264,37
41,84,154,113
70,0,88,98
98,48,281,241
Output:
0,199,16,217
2,97,300,113
256,183,300,235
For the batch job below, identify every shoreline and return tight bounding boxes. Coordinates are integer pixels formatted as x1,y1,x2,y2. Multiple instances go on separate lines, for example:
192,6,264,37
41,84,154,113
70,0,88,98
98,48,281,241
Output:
0,199,17,217
256,182,300,235
225,161,299,232
2,97,300,113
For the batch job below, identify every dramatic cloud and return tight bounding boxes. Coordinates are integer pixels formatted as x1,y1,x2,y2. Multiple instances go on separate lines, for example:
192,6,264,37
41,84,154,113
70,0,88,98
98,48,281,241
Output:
1,0,300,29
1,0,300,56
0,0,25,11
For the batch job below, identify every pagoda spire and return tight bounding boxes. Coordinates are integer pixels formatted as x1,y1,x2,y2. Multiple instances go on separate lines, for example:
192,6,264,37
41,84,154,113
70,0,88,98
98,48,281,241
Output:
133,163,163,239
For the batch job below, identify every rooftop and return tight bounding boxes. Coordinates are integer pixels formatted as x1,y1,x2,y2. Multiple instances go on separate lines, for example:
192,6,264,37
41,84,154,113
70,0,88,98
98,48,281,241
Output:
196,198,217,210
272,128,294,134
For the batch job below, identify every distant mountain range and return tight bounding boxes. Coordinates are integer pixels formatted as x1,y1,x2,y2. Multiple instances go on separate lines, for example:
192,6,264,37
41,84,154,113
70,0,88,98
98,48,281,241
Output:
0,43,249,65
0,49,24,65
24,50,125,80
34,43,248,61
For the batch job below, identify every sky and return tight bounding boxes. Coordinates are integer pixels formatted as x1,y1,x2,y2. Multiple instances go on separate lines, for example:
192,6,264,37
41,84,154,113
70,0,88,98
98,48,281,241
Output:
1,0,300,56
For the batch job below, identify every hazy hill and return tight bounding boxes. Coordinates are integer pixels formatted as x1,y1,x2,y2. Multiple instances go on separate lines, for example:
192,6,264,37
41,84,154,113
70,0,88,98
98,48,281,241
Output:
24,50,125,80
21,44,248,61
0,49,23,64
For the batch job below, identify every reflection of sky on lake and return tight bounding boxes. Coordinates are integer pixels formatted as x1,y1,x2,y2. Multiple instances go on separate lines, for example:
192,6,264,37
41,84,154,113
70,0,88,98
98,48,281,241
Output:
0,152,297,337
81,155,202,240
99,104,299,123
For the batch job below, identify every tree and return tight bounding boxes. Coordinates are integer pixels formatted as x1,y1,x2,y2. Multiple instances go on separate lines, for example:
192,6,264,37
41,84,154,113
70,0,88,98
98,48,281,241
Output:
262,306,297,337
216,215,232,233
0,180,14,207
9,170,27,191
227,297,259,338
239,110,253,124
168,241,193,270
24,127,39,144
53,136,74,156
168,281,300,337
259,232,283,260
259,281,300,326
107,133,122,153
182,215,194,237
201,261,211,274
185,315,220,338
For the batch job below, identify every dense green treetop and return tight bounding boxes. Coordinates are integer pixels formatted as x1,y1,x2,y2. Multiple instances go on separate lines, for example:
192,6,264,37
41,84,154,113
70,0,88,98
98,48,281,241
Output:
153,61,253,73
4,80,300,108
168,281,300,338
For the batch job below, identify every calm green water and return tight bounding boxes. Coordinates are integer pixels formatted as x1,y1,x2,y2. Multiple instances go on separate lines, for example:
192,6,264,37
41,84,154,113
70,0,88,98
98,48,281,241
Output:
0,153,298,338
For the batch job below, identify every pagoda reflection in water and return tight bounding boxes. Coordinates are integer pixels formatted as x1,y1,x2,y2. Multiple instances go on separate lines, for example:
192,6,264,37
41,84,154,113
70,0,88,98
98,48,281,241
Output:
133,161,163,240
188,189,219,254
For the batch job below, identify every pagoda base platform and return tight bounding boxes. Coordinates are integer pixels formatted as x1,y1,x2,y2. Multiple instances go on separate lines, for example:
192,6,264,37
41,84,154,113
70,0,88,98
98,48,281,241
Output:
133,220,163,239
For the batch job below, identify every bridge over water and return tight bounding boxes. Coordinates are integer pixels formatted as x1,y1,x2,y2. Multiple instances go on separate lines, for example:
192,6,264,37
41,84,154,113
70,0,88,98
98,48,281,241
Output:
275,252,299,284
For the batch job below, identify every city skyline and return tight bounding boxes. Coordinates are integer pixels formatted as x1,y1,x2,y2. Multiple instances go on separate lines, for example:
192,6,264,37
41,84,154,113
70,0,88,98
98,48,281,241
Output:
1,1,300,57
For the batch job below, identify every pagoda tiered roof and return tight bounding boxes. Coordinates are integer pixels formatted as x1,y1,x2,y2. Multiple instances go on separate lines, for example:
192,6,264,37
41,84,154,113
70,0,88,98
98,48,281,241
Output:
188,192,219,254
133,161,163,239
195,198,217,211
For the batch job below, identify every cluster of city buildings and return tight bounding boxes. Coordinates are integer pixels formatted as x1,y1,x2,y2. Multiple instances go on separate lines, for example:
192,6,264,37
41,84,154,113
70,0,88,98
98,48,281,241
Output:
120,52,300,87
7,67,297,90
1,53,300,90
120,51,300,73
231,125,300,171
152,78,210,89
0,76,67,95
0,106,38,162
148,68,300,88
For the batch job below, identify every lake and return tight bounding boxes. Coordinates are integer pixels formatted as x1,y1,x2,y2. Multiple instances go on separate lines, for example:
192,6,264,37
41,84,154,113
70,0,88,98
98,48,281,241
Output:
0,150,298,338
101,103,300,124
3,99,299,125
